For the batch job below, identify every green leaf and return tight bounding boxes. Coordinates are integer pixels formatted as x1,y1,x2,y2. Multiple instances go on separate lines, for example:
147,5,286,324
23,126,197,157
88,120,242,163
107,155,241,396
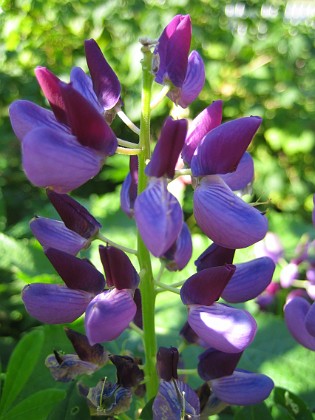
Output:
271,387,313,420
47,382,90,420
0,389,66,420
235,403,273,420
0,329,44,414
139,397,154,419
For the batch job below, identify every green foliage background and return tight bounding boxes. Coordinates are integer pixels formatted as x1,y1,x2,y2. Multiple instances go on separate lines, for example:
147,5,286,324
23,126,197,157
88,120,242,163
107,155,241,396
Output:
1,0,315,417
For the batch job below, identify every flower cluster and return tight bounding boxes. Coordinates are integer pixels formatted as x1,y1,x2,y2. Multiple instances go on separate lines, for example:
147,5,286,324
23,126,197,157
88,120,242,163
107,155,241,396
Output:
10,14,277,418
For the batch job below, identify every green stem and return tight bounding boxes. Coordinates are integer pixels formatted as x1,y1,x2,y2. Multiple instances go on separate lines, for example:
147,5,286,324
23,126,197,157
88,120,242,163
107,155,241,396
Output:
154,280,181,294
137,42,159,400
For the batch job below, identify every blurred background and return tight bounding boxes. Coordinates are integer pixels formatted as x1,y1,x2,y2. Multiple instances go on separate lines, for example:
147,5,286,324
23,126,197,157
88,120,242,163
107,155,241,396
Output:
1,0,315,410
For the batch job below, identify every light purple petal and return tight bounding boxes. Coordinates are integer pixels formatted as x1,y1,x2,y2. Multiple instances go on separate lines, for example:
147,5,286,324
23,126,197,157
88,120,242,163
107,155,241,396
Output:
163,222,192,271
194,175,268,249
155,15,191,87
153,380,200,420
188,302,257,353
22,127,103,193
305,302,315,337
22,283,92,324
45,248,105,294
30,217,87,255
182,100,223,165
84,39,121,110
9,100,68,141
35,67,68,124
211,369,274,405
177,51,205,108
191,116,262,177
222,257,275,303
254,232,284,264
284,296,315,350
220,152,254,191
45,353,99,382
70,67,103,113
85,288,136,345
134,178,183,257
145,117,187,179
280,262,299,288
61,83,117,156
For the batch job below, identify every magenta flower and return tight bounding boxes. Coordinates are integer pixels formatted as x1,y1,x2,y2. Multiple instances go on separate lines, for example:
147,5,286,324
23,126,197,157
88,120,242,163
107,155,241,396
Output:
154,15,205,107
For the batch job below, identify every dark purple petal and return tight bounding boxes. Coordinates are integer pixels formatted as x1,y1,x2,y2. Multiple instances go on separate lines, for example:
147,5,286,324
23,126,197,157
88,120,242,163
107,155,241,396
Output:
134,178,183,257
22,283,92,324
30,217,87,255
47,190,101,239
145,117,188,178
222,257,275,303
254,232,284,264
85,288,136,345
195,243,235,271
188,303,257,353
198,348,243,380
61,83,117,156
182,100,223,165
180,321,208,347
157,347,179,381
70,67,103,113
153,379,200,420
45,353,99,382
211,369,274,405
45,248,105,294
9,100,68,141
99,245,139,290
191,116,262,176
177,51,205,108
194,175,268,249
22,127,103,193
163,222,192,271
84,39,121,110
155,15,191,87
305,302,315,337
109,355,144,388
120,155,138,218
86,380,132,415
284,297,315,350
35,67,68,124
133,288,143,329
220,152,254,191
180,265,236,306
65,327,108,365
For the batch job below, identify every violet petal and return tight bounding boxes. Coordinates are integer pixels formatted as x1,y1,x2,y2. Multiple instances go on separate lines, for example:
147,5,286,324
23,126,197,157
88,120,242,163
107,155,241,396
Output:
191,116,262,176
163,222,192,271
157,347,179,381
188,302,257,353
195,243,235,271
182,100,223,165
22,127,103,193
222,257,275,303
305,302,315,337
85,288,136,345
61,83,117,156
99,245,139,290
47,190,101,239
84,39,121,111
22,283,92,324
70,66,103,113
134,178,183,257
180,265,236,306
30,217,87,255
145,117,188,179
177,50,205,108
220,152,254,191
211,369,274,405
45,248,105,294
9,100,68,141
254,232,284,264
198,347,243,381
284,297,315,350
280,262,299,288
35,67,67,124
120,155,138,218
45,353,99,382
194,175,268,249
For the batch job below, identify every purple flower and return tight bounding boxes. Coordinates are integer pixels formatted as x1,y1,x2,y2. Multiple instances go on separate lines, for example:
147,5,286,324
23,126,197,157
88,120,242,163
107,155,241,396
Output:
254,232,284,264
194,175,268,249
211,369,274,406
154,14,205,108
195,243,235,271
187,302,257,353
134,178,183,257
198,348,243,381
120,156,138,218
162,222,192,271
280,262,299,288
